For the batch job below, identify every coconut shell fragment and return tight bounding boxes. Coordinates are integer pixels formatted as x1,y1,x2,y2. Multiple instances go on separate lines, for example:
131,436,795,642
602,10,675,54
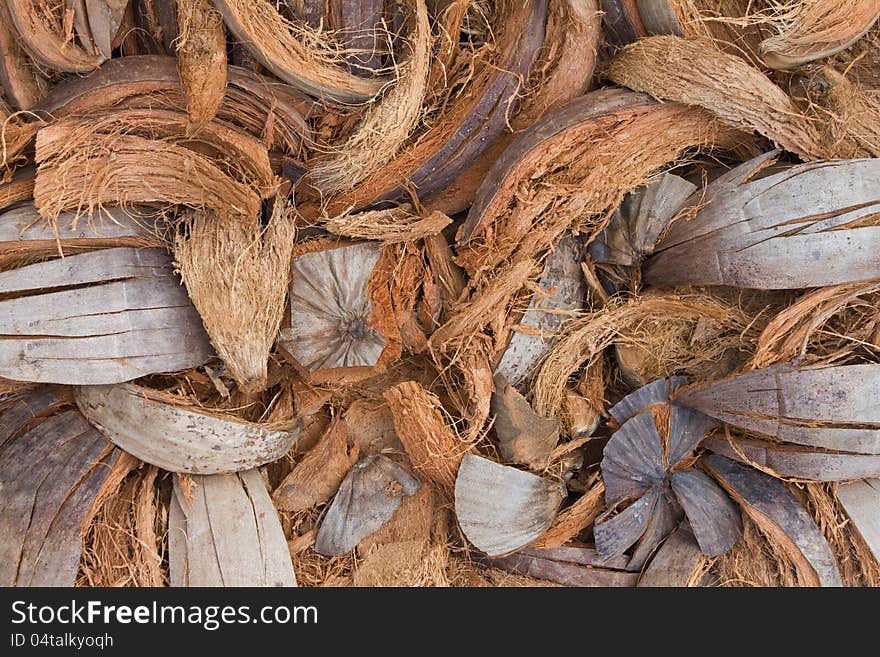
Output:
169,469,297,587
281,242,399,382
75,383,300,475
704,454,843,587
0,247,213,384
454,453,566,556
0,387,122,586
645,156,880,289
314,454,421,556
491,375,560,471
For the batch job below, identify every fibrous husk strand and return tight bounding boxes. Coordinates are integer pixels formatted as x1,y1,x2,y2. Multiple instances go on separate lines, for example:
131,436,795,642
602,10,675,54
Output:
174,203,297,394
176,0,227,125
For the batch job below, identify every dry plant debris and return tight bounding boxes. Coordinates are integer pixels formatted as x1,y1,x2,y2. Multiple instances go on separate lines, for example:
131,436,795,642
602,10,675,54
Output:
0,0,879,588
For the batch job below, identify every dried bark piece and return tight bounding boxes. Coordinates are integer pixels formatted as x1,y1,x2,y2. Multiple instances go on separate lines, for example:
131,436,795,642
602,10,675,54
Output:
646,157,880,289
6,0,102,72
606,36,824,160
494,236,587,388
175,208,295,393
212,0,384,103
176,0,227,124
310,0,430,194
0,203,162,270
491,375,560,471
281,242,398,381
303,0,548,217
638,523,706,587
704,454,843,587
454,453,566,556
273,418,359,513
677,363,880,455
76,383,299,474
314,454,421,556
0,390,121,586
384,380,467,499
590,173,696,266
0,2,48,110
761,0,880,70
482,545,638,587
703,435,880,482
169,469,297,586
0,247,213,384
836,479,880,562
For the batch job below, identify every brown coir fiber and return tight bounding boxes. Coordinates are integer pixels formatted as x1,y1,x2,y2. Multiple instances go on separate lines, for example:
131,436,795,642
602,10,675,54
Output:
78,459,167,587
173,203,297,395
606,36,825,160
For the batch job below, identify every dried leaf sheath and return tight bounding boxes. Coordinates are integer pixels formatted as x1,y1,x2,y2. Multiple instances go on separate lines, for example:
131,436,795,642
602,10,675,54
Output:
175,206,297,394
176,0,227,125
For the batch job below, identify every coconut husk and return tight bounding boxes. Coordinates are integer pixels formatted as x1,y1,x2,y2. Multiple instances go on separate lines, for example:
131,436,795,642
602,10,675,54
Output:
531,291,754,420
429,0,602,216
314,454,421,555
439,332,496,442
6,0,102,72
274,417,360,513
805,481,880,585
174,205,296,394
212,0,385,103
176,0,227,125
491,374,560,471
606,36,825,160
480,545,639,587
75,382,301,474
342,397,403,454
34,129,261,223
0,1,48,110
323,205,451,244
704,454,842,586
37,56,312,156
78,463,167,587
332,0,386,75
760,0,880,70
638,523,711,586
384,380,471,499
309,0,430,194
299,0,548,218
457,89,750,273
0,165,34,211
813,67,880,158
714,513,799,586
677,362,880,456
